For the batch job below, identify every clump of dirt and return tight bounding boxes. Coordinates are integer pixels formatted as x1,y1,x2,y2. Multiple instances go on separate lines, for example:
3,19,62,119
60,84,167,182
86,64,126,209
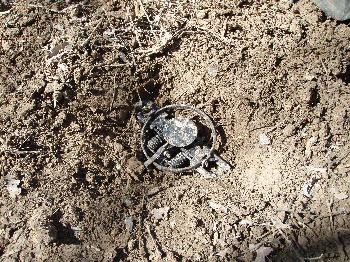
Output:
1,0,350,261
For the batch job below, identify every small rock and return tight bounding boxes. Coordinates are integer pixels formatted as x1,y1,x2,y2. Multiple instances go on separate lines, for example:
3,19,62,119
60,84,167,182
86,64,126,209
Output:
2,40,11,51
216,247,231,258
196,10,208,19
192,253,201,261
85,172,95,183
113,142,124,152
18,101,35,117
213,231,219,245
304,72,316,81
127,239,136,251
126,157,144,179
5,176,21,198
124,217,133,232
146,187,161,197
114,160,122,171
28,208,58,245
123,197,133,207
255,246,273,262
118,51,127,63
151,206,170,221
330,187,348,200
71,4,83,17
301,177,319,198
170,220,176,229
207,62,219,77
48,41,70,59
289,18,301,33
209,201,227,213
44,80,61,94
239,219,253,225
305,136,318,158
259,133,271,145
53,111,68,127
31,223,58,245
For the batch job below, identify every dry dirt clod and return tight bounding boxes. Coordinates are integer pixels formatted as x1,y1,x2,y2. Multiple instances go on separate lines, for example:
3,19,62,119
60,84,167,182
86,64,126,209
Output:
254,246,273,262
301,176,319,198
146,187,161,197
151,207,170,221
259,133,271,145
209,201,228,213
196,10,208,19
330,187,349,200
207,62,219,77
85,172,95,183
4,176,21,198
126,157,144,180
124,217,133,232
305,136,318,158
28,209,58,246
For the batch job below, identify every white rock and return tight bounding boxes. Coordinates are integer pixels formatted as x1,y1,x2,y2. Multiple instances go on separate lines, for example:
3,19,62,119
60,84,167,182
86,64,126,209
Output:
208,201,227,213
259,133,271,145
255,246,273,262
216,247,231,258
169,220,176,229
305,136,318,158
207,62,219,77
146,187,161,197
239,219,253,225
151,207,170,221
5,176,21,198
2,40,10,51
330,187,348,200
197,10,208,19
124,217,133,232
301,177,318,198
304,72,316,81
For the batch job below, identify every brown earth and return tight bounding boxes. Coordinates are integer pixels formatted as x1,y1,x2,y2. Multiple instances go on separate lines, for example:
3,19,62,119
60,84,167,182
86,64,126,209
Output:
1,0,350,261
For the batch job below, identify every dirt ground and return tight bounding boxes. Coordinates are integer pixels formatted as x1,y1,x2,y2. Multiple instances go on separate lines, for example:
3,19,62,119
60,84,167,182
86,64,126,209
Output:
1,0,350,261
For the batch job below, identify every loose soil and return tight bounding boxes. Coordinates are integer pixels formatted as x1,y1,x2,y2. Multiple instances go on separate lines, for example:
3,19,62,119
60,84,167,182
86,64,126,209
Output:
1,0,350,261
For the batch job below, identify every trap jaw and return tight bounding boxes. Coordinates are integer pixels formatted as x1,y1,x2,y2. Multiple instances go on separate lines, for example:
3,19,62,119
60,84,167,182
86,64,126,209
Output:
137,103,231,178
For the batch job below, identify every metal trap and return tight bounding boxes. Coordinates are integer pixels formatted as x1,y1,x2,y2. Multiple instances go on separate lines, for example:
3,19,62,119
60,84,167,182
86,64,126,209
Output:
137,103,231,177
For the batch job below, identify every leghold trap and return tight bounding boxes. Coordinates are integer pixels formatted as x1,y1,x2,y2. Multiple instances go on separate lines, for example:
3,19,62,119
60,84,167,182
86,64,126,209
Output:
136,103,231,177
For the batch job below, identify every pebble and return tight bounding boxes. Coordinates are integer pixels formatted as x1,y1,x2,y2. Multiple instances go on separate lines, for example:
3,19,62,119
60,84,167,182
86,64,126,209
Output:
124,217,133,232
151,206,170,221
330,187,348,200
259,133,271,145
209,201,227,213
196,10,208,19
207,62,219,77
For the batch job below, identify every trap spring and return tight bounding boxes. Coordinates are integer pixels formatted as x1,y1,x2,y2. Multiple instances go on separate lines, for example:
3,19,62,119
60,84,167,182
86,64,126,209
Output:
137,103,231,177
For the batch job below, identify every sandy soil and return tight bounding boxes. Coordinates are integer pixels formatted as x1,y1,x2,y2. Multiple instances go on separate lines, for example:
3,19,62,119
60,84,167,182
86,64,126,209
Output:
1,0,350,261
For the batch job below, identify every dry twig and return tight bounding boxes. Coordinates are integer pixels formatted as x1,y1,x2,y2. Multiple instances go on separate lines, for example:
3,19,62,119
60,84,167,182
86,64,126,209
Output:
81,18,104,47
109,73,118,111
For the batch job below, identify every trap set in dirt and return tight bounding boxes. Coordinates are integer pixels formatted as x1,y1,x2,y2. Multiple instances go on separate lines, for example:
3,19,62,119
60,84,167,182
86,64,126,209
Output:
137,104,230,177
